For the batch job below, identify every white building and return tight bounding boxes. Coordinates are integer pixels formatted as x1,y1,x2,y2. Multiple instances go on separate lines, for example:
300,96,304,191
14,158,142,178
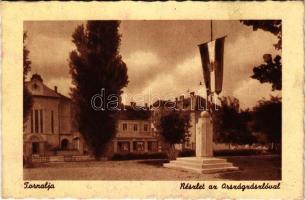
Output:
23,74,86,158
112,104,159,154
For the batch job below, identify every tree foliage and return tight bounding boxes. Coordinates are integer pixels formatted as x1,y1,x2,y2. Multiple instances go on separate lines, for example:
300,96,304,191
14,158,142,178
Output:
212,96,255,145
252,54,282,91
252,96,281,144
159,111,191,145
23,32,33,124
157,111,191,159
241,20,282,91
241,20,282,50
69,21,128,159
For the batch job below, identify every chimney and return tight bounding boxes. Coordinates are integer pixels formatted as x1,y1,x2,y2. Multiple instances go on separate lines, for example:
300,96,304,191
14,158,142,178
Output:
54,86,58,93
145,103,148,109
190,91,195,97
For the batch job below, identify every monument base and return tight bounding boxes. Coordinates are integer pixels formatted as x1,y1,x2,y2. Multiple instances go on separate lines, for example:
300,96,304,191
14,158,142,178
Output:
163,157,239,174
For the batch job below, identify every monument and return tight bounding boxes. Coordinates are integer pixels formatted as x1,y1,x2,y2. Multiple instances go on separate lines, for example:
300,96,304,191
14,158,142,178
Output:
164,111,238,173
164,21,238,173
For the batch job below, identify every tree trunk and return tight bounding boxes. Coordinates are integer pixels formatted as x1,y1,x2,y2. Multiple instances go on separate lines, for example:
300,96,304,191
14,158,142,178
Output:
270,142,274,151
167,144,177,160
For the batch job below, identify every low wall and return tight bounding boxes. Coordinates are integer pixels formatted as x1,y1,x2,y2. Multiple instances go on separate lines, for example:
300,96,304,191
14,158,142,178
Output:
31,155,95,163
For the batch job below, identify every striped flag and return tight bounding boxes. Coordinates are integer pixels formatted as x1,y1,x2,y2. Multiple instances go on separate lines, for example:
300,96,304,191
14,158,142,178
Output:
198,43,211,95
198,36,225,95
214,37,225,94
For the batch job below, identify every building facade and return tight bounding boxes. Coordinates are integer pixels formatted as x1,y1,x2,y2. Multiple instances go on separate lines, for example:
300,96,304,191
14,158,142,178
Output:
23,74,160,158
23,74,86,158
113,119,158,153
112,105,159,154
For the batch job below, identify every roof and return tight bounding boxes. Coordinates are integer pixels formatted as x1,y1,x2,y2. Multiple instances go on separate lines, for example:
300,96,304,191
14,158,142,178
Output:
25,81,71,100
151,95,208,111
117,105,151,120
151,100,175,108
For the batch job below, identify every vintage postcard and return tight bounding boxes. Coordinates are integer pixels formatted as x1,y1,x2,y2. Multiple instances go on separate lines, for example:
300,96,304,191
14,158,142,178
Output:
1,1,304,199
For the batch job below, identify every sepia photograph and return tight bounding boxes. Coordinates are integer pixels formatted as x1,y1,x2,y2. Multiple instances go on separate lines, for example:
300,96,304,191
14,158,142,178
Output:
1,1,304,199
23,20,282,181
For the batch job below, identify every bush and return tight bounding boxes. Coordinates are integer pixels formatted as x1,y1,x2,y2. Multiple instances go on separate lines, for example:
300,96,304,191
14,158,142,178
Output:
111,152,168,161
214,149,263,156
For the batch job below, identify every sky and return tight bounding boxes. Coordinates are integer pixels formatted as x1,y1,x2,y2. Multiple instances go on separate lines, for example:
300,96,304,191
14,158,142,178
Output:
24,20,281,109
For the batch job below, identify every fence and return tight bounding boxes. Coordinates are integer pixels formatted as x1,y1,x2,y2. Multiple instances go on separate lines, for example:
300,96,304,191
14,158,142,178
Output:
31,155,95,163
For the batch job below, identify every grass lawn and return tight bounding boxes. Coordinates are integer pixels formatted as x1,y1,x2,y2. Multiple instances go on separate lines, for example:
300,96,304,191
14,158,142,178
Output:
24,155,281,180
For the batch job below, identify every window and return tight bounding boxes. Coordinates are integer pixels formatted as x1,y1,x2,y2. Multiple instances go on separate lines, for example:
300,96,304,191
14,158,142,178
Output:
122,123,127,131
32,142,39,154
134,124,138,131
118,142,130,152
32,83,39,90
40,109,43,133
144,124,148,132
133,141,144,152
51,111,54,133
148,141,158,152
34,110,39,133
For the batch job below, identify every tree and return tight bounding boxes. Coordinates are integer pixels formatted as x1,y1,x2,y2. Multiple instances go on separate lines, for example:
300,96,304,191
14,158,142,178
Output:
252,96,281,151
157,111,191,160
251,54,281,91
69,21,129,159
241,20,281,50
241,20,282,90
212,96,255,147
23,32,33,124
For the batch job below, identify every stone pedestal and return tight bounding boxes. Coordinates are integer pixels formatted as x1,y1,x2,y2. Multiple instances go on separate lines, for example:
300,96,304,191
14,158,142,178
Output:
196,111,213,157
164,111,238,174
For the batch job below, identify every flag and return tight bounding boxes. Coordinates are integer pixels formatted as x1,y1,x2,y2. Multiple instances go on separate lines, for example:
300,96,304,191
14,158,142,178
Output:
214,37,225,94
198,36,225,95
198,43,211,94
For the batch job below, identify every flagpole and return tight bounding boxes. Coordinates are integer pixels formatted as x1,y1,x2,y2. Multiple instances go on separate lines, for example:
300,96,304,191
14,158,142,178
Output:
209,20,213,112
210,20,213,41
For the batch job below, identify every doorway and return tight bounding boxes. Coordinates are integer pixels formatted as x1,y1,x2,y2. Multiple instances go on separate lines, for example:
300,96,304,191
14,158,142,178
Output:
32,142,39,154
61,139,69,150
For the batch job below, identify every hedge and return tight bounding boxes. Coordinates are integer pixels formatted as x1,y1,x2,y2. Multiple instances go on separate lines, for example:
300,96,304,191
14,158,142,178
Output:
111,152,168,160
178,149,263,157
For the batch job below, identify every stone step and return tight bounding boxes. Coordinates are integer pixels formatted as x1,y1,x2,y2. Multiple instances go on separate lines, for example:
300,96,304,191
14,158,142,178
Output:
164,156,239,174
201,166,238,174
48,156,64,162
164,163,239,174
177,157,228,164
163,163,203,173
170,160,233,169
